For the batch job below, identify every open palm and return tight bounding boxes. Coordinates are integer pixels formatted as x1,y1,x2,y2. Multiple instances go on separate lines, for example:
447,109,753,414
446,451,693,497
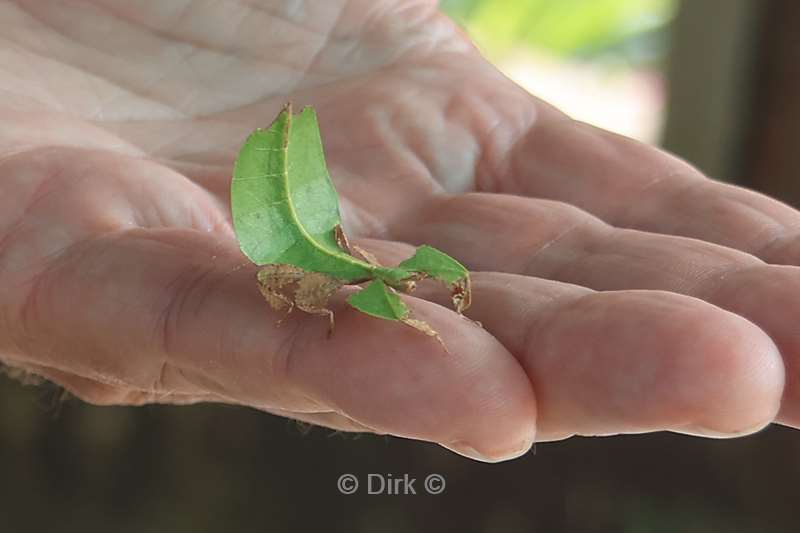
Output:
2,0,798,462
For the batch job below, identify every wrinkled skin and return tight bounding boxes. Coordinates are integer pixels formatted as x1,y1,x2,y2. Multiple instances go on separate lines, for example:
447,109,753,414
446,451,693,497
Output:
2,0,800,462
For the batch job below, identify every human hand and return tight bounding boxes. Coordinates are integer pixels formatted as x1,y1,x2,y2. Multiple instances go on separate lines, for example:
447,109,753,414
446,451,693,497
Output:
0,1,795,462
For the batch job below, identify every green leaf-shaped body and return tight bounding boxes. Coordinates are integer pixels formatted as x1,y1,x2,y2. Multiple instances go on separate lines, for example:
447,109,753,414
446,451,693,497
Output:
346,279,409,321
232,105,374,281
399,245,469,284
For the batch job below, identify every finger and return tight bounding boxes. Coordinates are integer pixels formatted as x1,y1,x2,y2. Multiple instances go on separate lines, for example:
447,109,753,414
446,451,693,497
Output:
390,193,800,426
361,240,783,440
464,275,784,441
488,117,800,264
6,228,536,462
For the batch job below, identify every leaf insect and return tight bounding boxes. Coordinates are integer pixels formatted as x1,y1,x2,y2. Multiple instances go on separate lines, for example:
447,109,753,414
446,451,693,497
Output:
231,103,472,349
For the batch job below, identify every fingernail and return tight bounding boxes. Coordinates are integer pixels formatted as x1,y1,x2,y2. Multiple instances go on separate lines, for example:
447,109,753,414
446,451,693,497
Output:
440,440,533,463
678,421,771,439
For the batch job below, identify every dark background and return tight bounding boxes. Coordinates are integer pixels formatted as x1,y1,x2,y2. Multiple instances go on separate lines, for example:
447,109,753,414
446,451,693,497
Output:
3,377,799,532
3,1,800,531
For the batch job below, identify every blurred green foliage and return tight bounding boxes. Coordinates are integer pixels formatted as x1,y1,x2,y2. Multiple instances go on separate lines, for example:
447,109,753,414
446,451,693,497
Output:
441,0,677,62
